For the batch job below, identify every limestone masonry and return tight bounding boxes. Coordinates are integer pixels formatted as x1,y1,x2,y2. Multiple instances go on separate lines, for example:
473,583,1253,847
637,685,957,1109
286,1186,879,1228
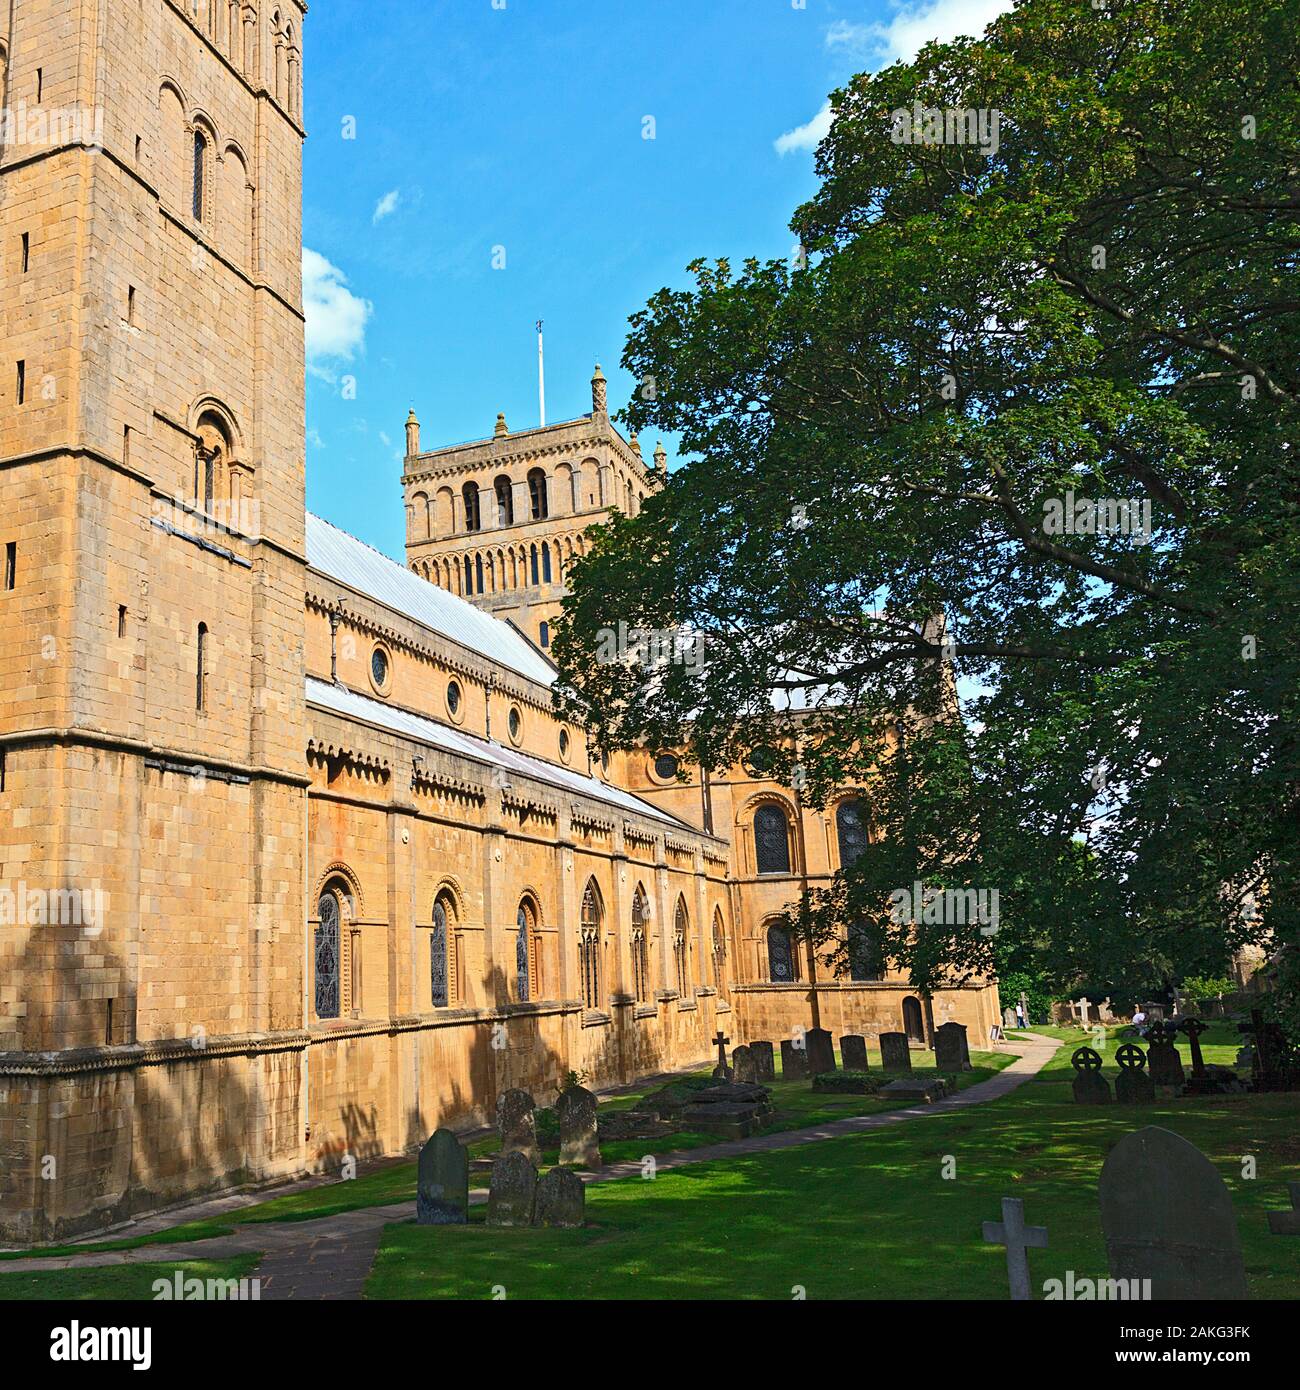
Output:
0,0,996,1244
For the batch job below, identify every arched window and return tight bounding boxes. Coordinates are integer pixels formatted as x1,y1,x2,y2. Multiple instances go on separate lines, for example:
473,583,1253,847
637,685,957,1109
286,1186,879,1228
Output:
192,129,207,221
579,880,602,1010
528,468,549,520
848,920,883,982
430,895,450,1007
494,475,514,527
315,887,342,1018
529,543,539,586
631,885,650,1004
541,542,552,583
462,481,481,532
539,621,550,649
516,897,541,1003
673,896,690,997
712,910,728,1000
766,922,799,983
754,804,792,875
196,623,208,711
475,554,485,594
463,555,472,593
836,798,870,869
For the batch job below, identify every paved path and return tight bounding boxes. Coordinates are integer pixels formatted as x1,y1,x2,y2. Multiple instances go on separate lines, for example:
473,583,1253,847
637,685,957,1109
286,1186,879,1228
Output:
0,1033,1060,1298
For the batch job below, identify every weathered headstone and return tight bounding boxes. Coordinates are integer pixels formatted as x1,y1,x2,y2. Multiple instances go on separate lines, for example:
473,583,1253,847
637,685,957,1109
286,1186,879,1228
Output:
680,1081,774,1139
496,1087,541,1165
416,1128,469,1225
1003,1007,1018,1030
780,1038,809,1080
1145,1022,1185,1089
879,1031,912,1072
1114,1042,1155,1103
1075,995,1092,1027
556,1084,601,1168
535,1166,585,1228
880,1076,947,1103
487,1150,538,1227
805,1027,835,1076
1099,1126,1248,1299
840,1034,869,1072
1266,1183,1300,1236
982,1196,1048,1301
1070,1046,1111,1104
731,1044,757,1084
749,1040,776,1082
934,1020,971,1071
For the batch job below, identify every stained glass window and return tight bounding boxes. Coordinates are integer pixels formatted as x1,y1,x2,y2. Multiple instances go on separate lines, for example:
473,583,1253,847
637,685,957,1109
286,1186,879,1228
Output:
516,903,531,1003
767,923,798,983
673,897,690,997
579,882,602,1010
836,799,869,868
712,911,728,999
754,805,792,875
315,891,340,1018
848,919,883,982
631,887,649,1003
430,899,449,1007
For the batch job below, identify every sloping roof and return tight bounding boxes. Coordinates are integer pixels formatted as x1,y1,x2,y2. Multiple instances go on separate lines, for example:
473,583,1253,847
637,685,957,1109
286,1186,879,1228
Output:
305,512,557,689
306,677,687,829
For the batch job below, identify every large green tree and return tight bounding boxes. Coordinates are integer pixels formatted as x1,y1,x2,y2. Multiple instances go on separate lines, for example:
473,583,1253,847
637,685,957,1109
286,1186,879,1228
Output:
551,0,1300,1023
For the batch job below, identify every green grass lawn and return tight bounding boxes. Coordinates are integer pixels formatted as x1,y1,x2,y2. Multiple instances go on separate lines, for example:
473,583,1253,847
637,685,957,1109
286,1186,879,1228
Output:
0,1256,261,1302
364,1022,1300,1300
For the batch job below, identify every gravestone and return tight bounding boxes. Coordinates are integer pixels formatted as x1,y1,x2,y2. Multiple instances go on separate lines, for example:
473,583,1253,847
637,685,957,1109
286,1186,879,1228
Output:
840,1034,869,1072
1266,1183,1300,1236
487,1150,538,1227
496,1088,541,1165
982,1196,1048,1301
879,1031,912,1072
1070,1046,1111,1104
731,1044,757,1084
416,1128,469,1225
556,1084,601,1168
934,1021,971,1071
711,1029,732,1080
1075,995,1092,1027
1179,1018,1211,1092
880,1076,947,1103
1145,1022,1185,1089
535,1166,585,1228
1003,1007,1018,1030
780,1038,809,1080
1114,1042,1155,1103
805,1027,835,1076
680,1081,773,1139
749,1041,776,1082
1099,1126,1248,1299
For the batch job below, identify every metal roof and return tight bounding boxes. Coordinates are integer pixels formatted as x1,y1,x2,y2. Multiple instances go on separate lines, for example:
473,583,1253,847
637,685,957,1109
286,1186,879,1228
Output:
305,512,557,689
306,677,687,829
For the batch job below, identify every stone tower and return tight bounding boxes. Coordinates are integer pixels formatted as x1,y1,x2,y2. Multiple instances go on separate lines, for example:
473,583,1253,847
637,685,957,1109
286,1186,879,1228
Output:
0,0,308,1242
403,366,665,652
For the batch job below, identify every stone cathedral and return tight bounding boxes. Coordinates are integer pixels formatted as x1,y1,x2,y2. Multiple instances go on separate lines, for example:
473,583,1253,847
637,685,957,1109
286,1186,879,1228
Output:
0,0,997,1244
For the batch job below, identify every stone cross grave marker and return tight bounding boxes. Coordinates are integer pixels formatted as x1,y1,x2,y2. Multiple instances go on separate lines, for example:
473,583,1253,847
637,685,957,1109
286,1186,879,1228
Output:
1114,1042,1155,1103
982,1196,1048,1301
879,1031,912,1073
496,1087,541,1166
712,1029,732,1080
1070,1046,1111,1105
1099,1125,1248,1299
749,1041,775,1082
1075,995,1091,1027
840,1034,869,1071
416,1128,469,1225
1145,1021,1186,1089
1179,1017,1209,1081
1267,1183,1300,1236
487,1150,538,1227
556,1084,601,1168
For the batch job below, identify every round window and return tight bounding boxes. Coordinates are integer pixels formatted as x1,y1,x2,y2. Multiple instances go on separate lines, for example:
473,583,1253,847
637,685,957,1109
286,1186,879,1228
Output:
654,753,680,781
559,728,571,761
744,744,777,777
370,646,390,691
447,680,462,717
508,707,522,743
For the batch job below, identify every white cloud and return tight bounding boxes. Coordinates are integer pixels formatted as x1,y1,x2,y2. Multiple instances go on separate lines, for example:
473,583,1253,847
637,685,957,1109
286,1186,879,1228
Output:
372,189,401,224
868,0,1012,65
825,20,875,53
303,248,372,364
774,100,835,156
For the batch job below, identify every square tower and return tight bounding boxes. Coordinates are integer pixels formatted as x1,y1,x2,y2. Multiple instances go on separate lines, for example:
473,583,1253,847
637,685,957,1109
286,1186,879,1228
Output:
0,0,308,1243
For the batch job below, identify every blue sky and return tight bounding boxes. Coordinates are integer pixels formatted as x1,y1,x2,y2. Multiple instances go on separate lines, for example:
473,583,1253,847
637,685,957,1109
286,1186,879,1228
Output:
302,0,1009,557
